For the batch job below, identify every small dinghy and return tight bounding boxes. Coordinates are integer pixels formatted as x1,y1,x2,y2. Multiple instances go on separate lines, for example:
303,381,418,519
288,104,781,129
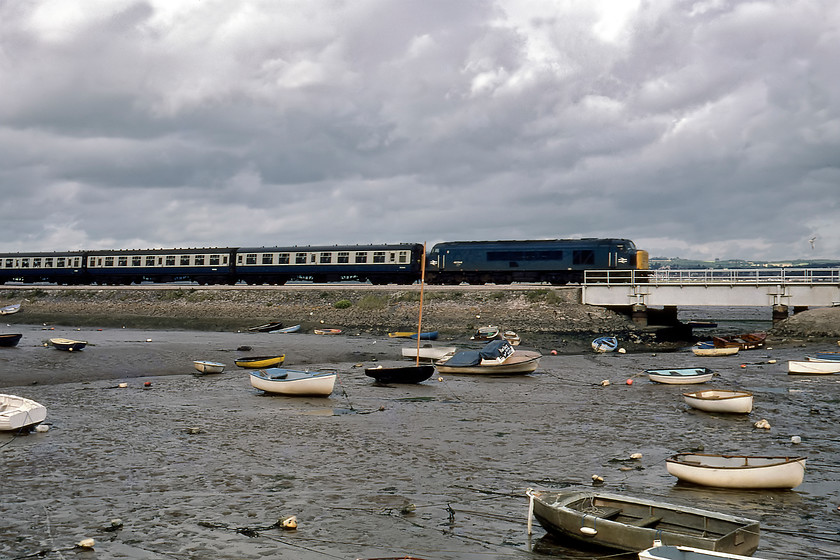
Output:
691,342,739,357
364,364,436,384
646,367,714,384
592,336,618,353
313,328,342,335
0,303,21,315
193,360,226,374
0,333,23,347
666,453,807,489
401,346,457,362
234,355,285,369
271,324,300,333
249,368,336,396
640,541,769,560
247,321,283,332
525,489,760,555
682,390,753,414
49,338,87,351
435,340,541,375
470,325,500,341
788,360,840,374
0,394,47,431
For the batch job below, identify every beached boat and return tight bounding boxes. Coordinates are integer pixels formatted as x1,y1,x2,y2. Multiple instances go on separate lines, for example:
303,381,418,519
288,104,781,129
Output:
388,331,417,338
712,333,766,350
249,368,336,396
234,355,286,369
691,342,739,357
592,336,618,353
410,331,438,340
271,324,300,333
682,390,753,414
313,328,342,335
526,489,760,555
787,360,840,374
49,338,87,351
0,303,21,315
646,368,714,384
685,320,718,329
364,364,436,384
503,330,521,346
666,453,806,489
435,340,541,375
401,346,457,362
470,325,501,341
0,394,47,431
0,333,22,347
193,360,226,374
247,321,283,332
809,351,840,361
640,542,768,560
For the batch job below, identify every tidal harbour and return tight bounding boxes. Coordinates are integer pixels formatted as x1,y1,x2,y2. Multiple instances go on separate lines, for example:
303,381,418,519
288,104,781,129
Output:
2,318,839,560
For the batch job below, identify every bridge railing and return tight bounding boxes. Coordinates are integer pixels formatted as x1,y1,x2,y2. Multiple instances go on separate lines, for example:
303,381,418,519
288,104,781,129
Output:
583,268,840,286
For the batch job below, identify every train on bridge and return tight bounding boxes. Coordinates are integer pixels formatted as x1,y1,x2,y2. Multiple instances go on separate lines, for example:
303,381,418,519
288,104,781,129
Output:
0,238,648,286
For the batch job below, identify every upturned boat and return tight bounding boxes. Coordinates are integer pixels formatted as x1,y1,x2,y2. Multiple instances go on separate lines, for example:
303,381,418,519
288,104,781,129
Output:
0,394,47,431
788,360,840,374
0,333,23,347
526,489,760,555
646,367,714,384
592,336,618,352
682,390,753,414
249,368,336,396
666,453,806,489
193,360,226,374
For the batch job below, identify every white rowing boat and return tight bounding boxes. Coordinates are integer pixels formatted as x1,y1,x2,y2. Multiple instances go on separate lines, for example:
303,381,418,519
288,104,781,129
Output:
787,360,840,374
666,453,806,489
682,390,753,414
0,394,47,431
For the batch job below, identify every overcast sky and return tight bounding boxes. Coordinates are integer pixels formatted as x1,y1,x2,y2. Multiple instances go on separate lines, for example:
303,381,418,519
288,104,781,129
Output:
1,1,837,261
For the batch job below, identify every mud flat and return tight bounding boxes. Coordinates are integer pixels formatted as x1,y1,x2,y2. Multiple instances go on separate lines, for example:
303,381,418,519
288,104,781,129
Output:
1,323,839,560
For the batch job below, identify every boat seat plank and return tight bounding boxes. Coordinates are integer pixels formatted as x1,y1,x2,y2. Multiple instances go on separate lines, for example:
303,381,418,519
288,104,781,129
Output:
630,515,663,528
594,507,623,520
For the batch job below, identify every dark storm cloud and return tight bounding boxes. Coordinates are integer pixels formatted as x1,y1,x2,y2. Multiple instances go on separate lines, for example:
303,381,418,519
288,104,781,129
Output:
0,0,837,260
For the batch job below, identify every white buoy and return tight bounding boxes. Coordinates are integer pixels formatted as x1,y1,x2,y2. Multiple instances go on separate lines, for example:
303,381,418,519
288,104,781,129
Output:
77,538,95,548
791,435,802,444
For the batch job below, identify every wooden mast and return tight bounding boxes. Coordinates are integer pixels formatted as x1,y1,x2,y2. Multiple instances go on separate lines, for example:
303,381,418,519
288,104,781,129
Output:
415,242,426,366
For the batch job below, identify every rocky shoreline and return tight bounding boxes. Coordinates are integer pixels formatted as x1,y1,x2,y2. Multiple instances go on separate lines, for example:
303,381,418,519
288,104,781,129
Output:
3,286,839,351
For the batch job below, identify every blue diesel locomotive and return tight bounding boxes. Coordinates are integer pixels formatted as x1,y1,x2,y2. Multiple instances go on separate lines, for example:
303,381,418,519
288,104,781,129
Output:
0,238,647,286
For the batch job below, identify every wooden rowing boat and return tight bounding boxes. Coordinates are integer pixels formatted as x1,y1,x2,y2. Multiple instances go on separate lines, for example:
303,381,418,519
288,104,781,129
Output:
314,328,342,335
49,338,87,351
234,355,286,369
666,453,806,489
691,342,739,357
249,368,336,396
646,367,714,384
0,394,47,431
247,321,283,332
682,390,753,414
640,542,768,560
712,333,766,350
787,360,840,374
526,489,760,555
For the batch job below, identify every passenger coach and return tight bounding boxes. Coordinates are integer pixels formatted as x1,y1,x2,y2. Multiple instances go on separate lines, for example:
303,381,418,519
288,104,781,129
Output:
85,248,236,285
233,243,424,284
0,251,86,284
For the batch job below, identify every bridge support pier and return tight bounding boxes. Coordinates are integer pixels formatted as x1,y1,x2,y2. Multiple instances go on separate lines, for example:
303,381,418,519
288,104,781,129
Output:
772,305,789,324
793,305,809,315
631,304,648,327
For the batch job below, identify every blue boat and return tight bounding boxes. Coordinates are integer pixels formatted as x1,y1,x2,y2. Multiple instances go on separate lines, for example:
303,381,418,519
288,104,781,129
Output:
410,331,438,340
592,336,618,353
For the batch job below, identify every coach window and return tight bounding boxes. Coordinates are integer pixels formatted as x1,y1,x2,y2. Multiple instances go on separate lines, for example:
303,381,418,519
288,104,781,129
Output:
132,256,142,266
165,256,176,266
209,255,220,266
180,255,190,266
21,258,29,268
4,259,11,268
398,252,407,263
295,253,306,264
56,258,65,267
245,253,257,265
45,258,53,267
33,258,42,267
355,252,367,264
146,256,155,266
320,252,332,264
278,253,290,264
194,255,205,265
262,254,274,265
373,251,385,263
119,257,128,266
105,257,114,267
389,253,396,263
337,251,349,264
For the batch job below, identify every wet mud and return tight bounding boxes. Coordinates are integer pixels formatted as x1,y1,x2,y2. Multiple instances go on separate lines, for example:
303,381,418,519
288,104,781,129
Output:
1,324,839,559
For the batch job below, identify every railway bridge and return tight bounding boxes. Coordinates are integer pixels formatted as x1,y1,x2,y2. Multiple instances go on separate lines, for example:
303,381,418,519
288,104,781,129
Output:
582,268,840,326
